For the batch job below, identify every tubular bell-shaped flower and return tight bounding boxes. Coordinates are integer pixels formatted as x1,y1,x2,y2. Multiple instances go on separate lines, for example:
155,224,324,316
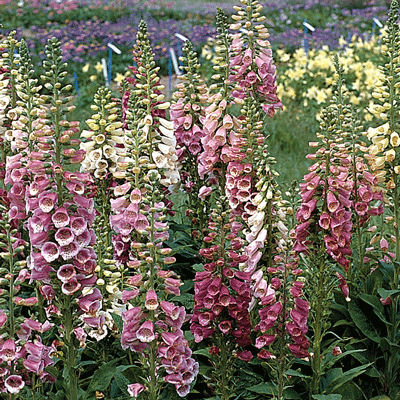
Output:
231,106,309,396
170,40,209,236
295,58,384,275
0,31,19,162
3,38,47,224
360,3,400,395
22,38,100,400
190,193,253,399
197,8,242,183
80,87,126,317
120,20,180,192
229,0,282,116
0,203,56,394
291,58,386,395
224,96,264,218
363,3,400,262
80,86,123,179
0,50,11,178
109,22,196,398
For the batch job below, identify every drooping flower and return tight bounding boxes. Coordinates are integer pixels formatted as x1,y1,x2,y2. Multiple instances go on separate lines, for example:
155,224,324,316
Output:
107,22,196,399
229,0,282,115
4,375,25,394
127,383,146,398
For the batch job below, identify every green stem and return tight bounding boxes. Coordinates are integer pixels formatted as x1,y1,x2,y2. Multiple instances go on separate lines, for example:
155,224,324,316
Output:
63,296,78,400
1,142,5,165
35,286,45,323
222,36,230,100
385,18,399,383
146,195,159,399
10,55,17,109
101,185,111,250
218,336,230,400
149,208,156,288
310,258,325,397
387,171,399,392
25,81,34,152
393,172,399,286
128,349,134,366
266,199,273,271
32,374,36,400
7,226,16,379
7,230,15,342
350,121,360,286
52,72,63,206
148,340,157,400
277,256,289,400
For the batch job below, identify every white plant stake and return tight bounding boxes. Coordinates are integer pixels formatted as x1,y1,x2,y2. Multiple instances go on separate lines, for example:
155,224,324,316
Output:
107,43,122,55
101,58,108,86
302,21,315,32
169,48,181,76
175,33,189,42
373,17,383,28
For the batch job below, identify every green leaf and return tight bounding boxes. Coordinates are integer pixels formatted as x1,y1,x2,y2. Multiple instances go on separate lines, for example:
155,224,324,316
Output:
110,380,119,399
367,267,384,294
62,364,71,394
117,365,134,372
168,223,192,231
78,387,86,400
377,288,400,299
348,300,381,343
283,389,302,399
114,371,130,394
247,383,276,395
313,395,342,400
234,391,246,400
198,364,212,379
34,394,51,400
84,359,118,400
79,361,98,367
193,348,212,358
285,369,309,378
321,349,366,372
246,384,300,399
359,293,383,312
192,263,204,272
47,391,65,400
180,280,194,292
365,366,382,378
330,304,349,315
324,364,371,394
111,313,123,332
165,244,193,256
369,396,392,400
377,261,394,281
44,365,59,378
346,347,381,378
380,337,400,354
333,320,353,328
170,292,194,309
184,330,195,342
359,293,391,326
